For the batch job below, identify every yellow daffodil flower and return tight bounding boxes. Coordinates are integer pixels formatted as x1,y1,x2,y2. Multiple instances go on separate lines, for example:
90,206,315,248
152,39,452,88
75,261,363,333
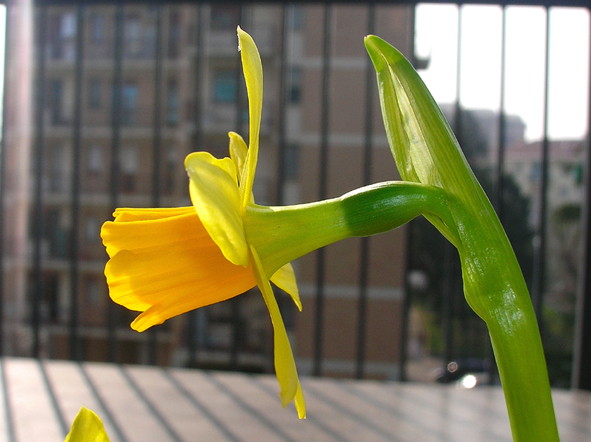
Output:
102,27,305,418
101,27,458,421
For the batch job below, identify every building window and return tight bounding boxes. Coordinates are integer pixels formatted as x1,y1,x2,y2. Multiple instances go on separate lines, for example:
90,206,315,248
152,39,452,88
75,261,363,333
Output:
213,70,237,103
48,79,64,125
89,14,105,43
125,14,140,49
121,82,138,125
88,79,101,109
84,277,102,307
167,11,181,58
290,6,304,31
87,144,103,174
289,68,302,104
210,6,240,30
49,144,69,192
166,80,180,126
163,145,178,195
85,216,100,243
285,144,300,180
120,145,138,192
47,12,76,60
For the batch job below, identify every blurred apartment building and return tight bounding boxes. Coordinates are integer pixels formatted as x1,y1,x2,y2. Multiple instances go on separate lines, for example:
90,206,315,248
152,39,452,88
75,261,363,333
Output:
2,3,414,379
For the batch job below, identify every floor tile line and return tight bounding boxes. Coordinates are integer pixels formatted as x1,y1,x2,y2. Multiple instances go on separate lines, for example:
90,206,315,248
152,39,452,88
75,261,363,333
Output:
119,365,184,442
164,368,243,442
78,363,129,442
0,359,16,442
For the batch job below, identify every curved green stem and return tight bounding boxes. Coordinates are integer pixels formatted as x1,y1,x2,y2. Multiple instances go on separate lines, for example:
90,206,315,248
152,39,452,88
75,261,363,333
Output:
449,196,559,441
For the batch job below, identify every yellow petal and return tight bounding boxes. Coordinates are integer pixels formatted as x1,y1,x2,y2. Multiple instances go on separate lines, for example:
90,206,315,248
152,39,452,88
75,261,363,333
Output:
102,211,255,331
102,208,197,258
113,207,194,222
185,151,249,267
64,406,110,442
250,245,306,419
237,27,263,210
229,131,248,186
294,383,306,420
270,263,302,311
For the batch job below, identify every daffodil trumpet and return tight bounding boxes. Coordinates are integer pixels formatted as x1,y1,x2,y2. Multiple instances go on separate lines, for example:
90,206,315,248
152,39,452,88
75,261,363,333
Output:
365,35,559,442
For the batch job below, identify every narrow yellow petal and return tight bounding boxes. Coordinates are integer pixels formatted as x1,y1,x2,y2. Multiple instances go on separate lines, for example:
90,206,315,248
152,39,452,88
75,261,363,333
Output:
185,151,249,267
270,263,302,311
237,27,263,210
229,131,248,186
102,211,255,331
250,245,306,419
294,383,306,420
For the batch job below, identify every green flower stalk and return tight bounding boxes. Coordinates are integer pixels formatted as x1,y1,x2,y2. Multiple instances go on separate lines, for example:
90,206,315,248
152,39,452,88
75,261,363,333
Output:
365,35,559,442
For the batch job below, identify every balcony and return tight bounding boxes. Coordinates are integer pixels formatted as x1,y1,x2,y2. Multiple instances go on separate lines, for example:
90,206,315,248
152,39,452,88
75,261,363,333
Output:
2,0,591,441
2,357,590,442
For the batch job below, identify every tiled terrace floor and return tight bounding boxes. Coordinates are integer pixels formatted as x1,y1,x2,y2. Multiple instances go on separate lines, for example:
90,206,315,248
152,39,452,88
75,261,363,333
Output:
1,357,589,441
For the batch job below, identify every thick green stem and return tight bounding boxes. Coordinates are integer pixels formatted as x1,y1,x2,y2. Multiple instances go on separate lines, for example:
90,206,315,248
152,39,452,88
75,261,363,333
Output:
449,198,560,442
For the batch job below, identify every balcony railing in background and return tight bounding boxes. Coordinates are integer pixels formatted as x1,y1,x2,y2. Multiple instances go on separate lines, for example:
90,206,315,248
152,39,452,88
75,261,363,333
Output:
1,0,591,393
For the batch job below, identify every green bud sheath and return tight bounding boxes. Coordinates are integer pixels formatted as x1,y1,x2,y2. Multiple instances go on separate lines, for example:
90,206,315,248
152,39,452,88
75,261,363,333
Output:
365,35,558,442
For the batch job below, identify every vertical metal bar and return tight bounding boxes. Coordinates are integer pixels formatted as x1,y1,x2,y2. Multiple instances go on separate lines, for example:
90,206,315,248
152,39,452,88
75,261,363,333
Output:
493,6,508,217
453,5,464,145
31,4,48,358
107,3,125,363
186,4,204,369
398,220,413,382
275,4,289,207
355,2,376,381
230,4,246,371
398,3,418,383
487,4,509,385
531,7,552,323
313,3,331,377
151,4,163,212
0,2,10,357
440,4,465,368
571,6,591,391
68,4,85,362
148,3,164,366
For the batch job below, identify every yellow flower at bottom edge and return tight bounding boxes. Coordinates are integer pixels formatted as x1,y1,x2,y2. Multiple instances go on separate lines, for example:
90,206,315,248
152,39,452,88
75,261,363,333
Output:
101,27,305,419
65,406,110,442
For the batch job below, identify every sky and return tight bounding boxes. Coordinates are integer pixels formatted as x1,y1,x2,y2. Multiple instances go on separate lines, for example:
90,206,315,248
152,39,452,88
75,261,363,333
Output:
415,4,590,142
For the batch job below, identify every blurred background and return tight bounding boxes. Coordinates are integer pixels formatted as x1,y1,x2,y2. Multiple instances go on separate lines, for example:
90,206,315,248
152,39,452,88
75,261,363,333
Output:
1,0,590,390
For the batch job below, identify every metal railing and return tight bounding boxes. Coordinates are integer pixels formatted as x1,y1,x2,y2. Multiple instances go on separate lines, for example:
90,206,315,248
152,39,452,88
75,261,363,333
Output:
1,0,590,390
